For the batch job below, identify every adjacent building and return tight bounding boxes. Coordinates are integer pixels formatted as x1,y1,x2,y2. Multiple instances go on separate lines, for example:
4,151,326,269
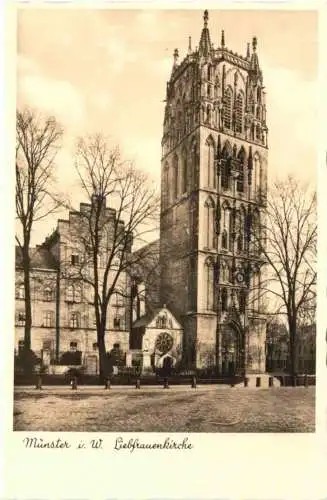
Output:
15,196,131,374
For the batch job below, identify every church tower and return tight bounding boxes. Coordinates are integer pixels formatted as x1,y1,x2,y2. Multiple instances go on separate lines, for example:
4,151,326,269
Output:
160,10,268,374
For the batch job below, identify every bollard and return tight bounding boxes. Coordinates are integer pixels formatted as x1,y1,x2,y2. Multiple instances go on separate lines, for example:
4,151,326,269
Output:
135,378,141,389
304,374,308,388
292,376,297,387
35,375,42,390
244,377,249,388
268,376,274,388
163,377,169,389
191,376,197,389
256,376,261,388
71,376,77,390
104,377,111,390
230,381,235,388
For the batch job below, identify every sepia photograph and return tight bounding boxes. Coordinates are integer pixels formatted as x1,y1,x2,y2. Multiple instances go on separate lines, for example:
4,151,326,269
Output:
14,7,317,433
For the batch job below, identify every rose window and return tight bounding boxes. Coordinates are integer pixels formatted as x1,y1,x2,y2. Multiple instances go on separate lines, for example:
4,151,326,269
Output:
155,332,173,354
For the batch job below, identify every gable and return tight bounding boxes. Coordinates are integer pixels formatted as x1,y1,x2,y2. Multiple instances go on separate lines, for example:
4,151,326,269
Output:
148,307,182,330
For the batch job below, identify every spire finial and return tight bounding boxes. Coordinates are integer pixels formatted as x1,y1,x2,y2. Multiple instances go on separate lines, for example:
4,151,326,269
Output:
173,48,179,67
199,10,212,56
252,36,257,52
246,42,250,58
188,36,192,54
221,29,225,48
204,9,209,28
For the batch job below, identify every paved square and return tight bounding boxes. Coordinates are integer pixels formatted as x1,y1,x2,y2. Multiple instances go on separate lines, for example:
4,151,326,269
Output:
13,385,315,432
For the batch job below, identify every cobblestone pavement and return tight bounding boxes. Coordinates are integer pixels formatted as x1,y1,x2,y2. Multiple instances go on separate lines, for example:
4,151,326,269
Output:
13,386,315,432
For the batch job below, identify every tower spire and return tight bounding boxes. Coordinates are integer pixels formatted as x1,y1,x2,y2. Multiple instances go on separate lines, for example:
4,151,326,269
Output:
188,36,192,54
246,42,250,59
173,48,179,69
199,9,212,56
221,29,225,48
249,36,260,77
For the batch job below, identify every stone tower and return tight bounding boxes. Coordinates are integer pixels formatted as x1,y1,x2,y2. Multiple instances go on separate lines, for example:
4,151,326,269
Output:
160,10,268,374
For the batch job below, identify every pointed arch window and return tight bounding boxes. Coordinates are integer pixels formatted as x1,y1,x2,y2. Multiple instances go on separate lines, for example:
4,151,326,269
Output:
253,155,260,196
172,154,179,200
237,233,243,253
222,229,228,249
256,124,261,140
205,259,215,311
249,91,255,114
252,272,260,310
235,92,244,133
181,150,187,194
190,139,197,189
239,290,246,313
224,87,233,129
221,261,229,282
207,64,212,81
221,288,228,312
205,137,215,188
222,203,230,249
163,162,169,207
236,164,244,193
251,210,261,254
204,197,215,249
221,159,230,190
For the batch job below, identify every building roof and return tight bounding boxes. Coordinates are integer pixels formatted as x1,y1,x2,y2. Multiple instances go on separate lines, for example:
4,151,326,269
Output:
132,306,182,330
132,309,160,329
15,246,58,270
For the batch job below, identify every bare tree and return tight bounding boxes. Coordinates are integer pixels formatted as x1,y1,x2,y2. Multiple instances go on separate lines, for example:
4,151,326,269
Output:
255,176,316,376
69,134,160,378
16,108,63,357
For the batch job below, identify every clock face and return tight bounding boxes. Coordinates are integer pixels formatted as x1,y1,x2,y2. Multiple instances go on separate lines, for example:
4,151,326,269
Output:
236,272,244,283
155,332,174,354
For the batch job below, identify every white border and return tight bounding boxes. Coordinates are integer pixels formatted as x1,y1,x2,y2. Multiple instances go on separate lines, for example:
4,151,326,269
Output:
2,1,326,499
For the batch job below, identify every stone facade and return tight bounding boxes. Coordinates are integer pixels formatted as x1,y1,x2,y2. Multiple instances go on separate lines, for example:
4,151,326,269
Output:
131,307,183,373
15,197,131,372
159,11,268,373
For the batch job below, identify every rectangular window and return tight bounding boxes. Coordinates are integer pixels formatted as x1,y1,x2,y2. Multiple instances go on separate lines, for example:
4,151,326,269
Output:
71,254,79,266
70,312,80,329
113,317,121,329
17,311,26,326
16,284,25,299
93,342,98,351
44,288,53,301
44,311,54,328
43,340,52,350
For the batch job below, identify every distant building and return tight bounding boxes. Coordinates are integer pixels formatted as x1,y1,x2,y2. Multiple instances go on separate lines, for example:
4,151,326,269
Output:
266,322,316,374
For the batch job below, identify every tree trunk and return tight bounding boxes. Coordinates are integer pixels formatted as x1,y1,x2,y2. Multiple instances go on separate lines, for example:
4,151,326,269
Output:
97,309,109,381
23,249,32,351
288,316,297,377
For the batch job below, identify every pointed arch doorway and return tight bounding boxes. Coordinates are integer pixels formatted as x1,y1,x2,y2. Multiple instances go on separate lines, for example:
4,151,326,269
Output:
221,321,244,376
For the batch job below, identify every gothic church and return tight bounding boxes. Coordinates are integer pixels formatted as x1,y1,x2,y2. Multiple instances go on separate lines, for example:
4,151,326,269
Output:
159,10,268,374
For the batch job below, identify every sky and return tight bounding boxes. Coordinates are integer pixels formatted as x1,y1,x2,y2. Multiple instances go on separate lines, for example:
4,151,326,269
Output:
16,7,318,245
